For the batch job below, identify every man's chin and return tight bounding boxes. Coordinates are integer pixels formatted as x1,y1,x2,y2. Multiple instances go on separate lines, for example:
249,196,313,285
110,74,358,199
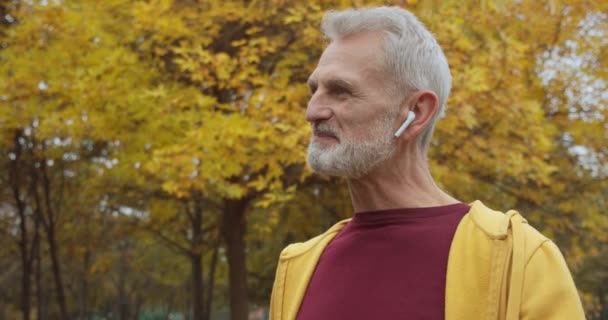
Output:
306,144,394,179
307,163,347,177
307,150,358,178
308,147,338,174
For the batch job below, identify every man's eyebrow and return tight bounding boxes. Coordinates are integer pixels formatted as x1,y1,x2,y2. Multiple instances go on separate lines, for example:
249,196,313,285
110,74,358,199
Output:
307,78,356,91
326,78,355,91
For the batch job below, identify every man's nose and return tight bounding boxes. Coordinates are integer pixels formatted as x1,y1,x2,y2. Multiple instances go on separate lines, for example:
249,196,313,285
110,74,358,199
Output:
305,92,333,123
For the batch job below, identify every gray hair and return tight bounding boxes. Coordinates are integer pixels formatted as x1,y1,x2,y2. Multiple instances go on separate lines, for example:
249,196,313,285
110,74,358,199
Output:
321,6,451,149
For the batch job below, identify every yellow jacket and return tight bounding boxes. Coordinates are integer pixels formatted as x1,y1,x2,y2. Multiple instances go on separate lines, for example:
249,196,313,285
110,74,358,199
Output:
269,201,585,319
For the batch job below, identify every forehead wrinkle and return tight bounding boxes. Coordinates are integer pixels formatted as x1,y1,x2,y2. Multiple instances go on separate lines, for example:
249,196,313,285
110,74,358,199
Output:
319,55,384,86
309,33,389,94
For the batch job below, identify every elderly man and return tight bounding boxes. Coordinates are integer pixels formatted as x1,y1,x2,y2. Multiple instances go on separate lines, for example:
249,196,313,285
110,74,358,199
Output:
269,6,584,320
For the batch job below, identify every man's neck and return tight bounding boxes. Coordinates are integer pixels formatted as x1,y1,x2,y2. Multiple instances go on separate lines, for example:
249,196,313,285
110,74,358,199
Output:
347,148,459,213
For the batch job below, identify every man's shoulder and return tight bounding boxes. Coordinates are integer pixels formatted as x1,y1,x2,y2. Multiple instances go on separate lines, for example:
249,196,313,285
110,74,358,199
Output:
279,219,351,261
448,204,583,318
465,200,550,258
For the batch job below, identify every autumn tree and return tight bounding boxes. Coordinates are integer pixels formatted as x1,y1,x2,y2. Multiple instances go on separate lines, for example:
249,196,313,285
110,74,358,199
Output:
1,1,606,319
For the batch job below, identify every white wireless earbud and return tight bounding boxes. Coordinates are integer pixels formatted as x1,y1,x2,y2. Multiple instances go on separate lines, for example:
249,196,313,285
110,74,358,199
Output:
394,111,416,137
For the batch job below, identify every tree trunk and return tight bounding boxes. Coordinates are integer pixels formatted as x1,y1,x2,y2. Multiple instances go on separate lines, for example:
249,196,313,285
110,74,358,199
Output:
163,291,175,320
38,160,69,320
19,241,31,320
47,224,69,320
80,202,92,320
599,288,606,320
203,241,219,320
222,198,249,320
191,252,204,320
30,216,40,320
118,244,129,320
132,293,143,320
79,248,90,320
34,226,45,320
9,131,31,320
17,214,31,320
190,194,205,320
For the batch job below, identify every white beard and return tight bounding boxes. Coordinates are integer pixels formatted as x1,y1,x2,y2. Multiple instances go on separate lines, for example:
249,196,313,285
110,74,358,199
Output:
307,113,397,179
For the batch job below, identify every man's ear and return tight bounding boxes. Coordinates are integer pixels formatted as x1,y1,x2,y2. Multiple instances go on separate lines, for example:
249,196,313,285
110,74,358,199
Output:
395,90,438,141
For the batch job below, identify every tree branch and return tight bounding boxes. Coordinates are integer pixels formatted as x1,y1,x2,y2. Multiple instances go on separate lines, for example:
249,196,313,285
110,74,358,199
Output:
143,225,191,257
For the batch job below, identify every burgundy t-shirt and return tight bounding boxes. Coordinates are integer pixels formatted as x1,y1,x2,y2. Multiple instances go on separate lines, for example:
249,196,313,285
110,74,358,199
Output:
297,203,470,320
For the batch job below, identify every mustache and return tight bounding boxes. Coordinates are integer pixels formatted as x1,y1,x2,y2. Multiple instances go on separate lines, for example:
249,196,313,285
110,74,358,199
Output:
312,122,339,138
